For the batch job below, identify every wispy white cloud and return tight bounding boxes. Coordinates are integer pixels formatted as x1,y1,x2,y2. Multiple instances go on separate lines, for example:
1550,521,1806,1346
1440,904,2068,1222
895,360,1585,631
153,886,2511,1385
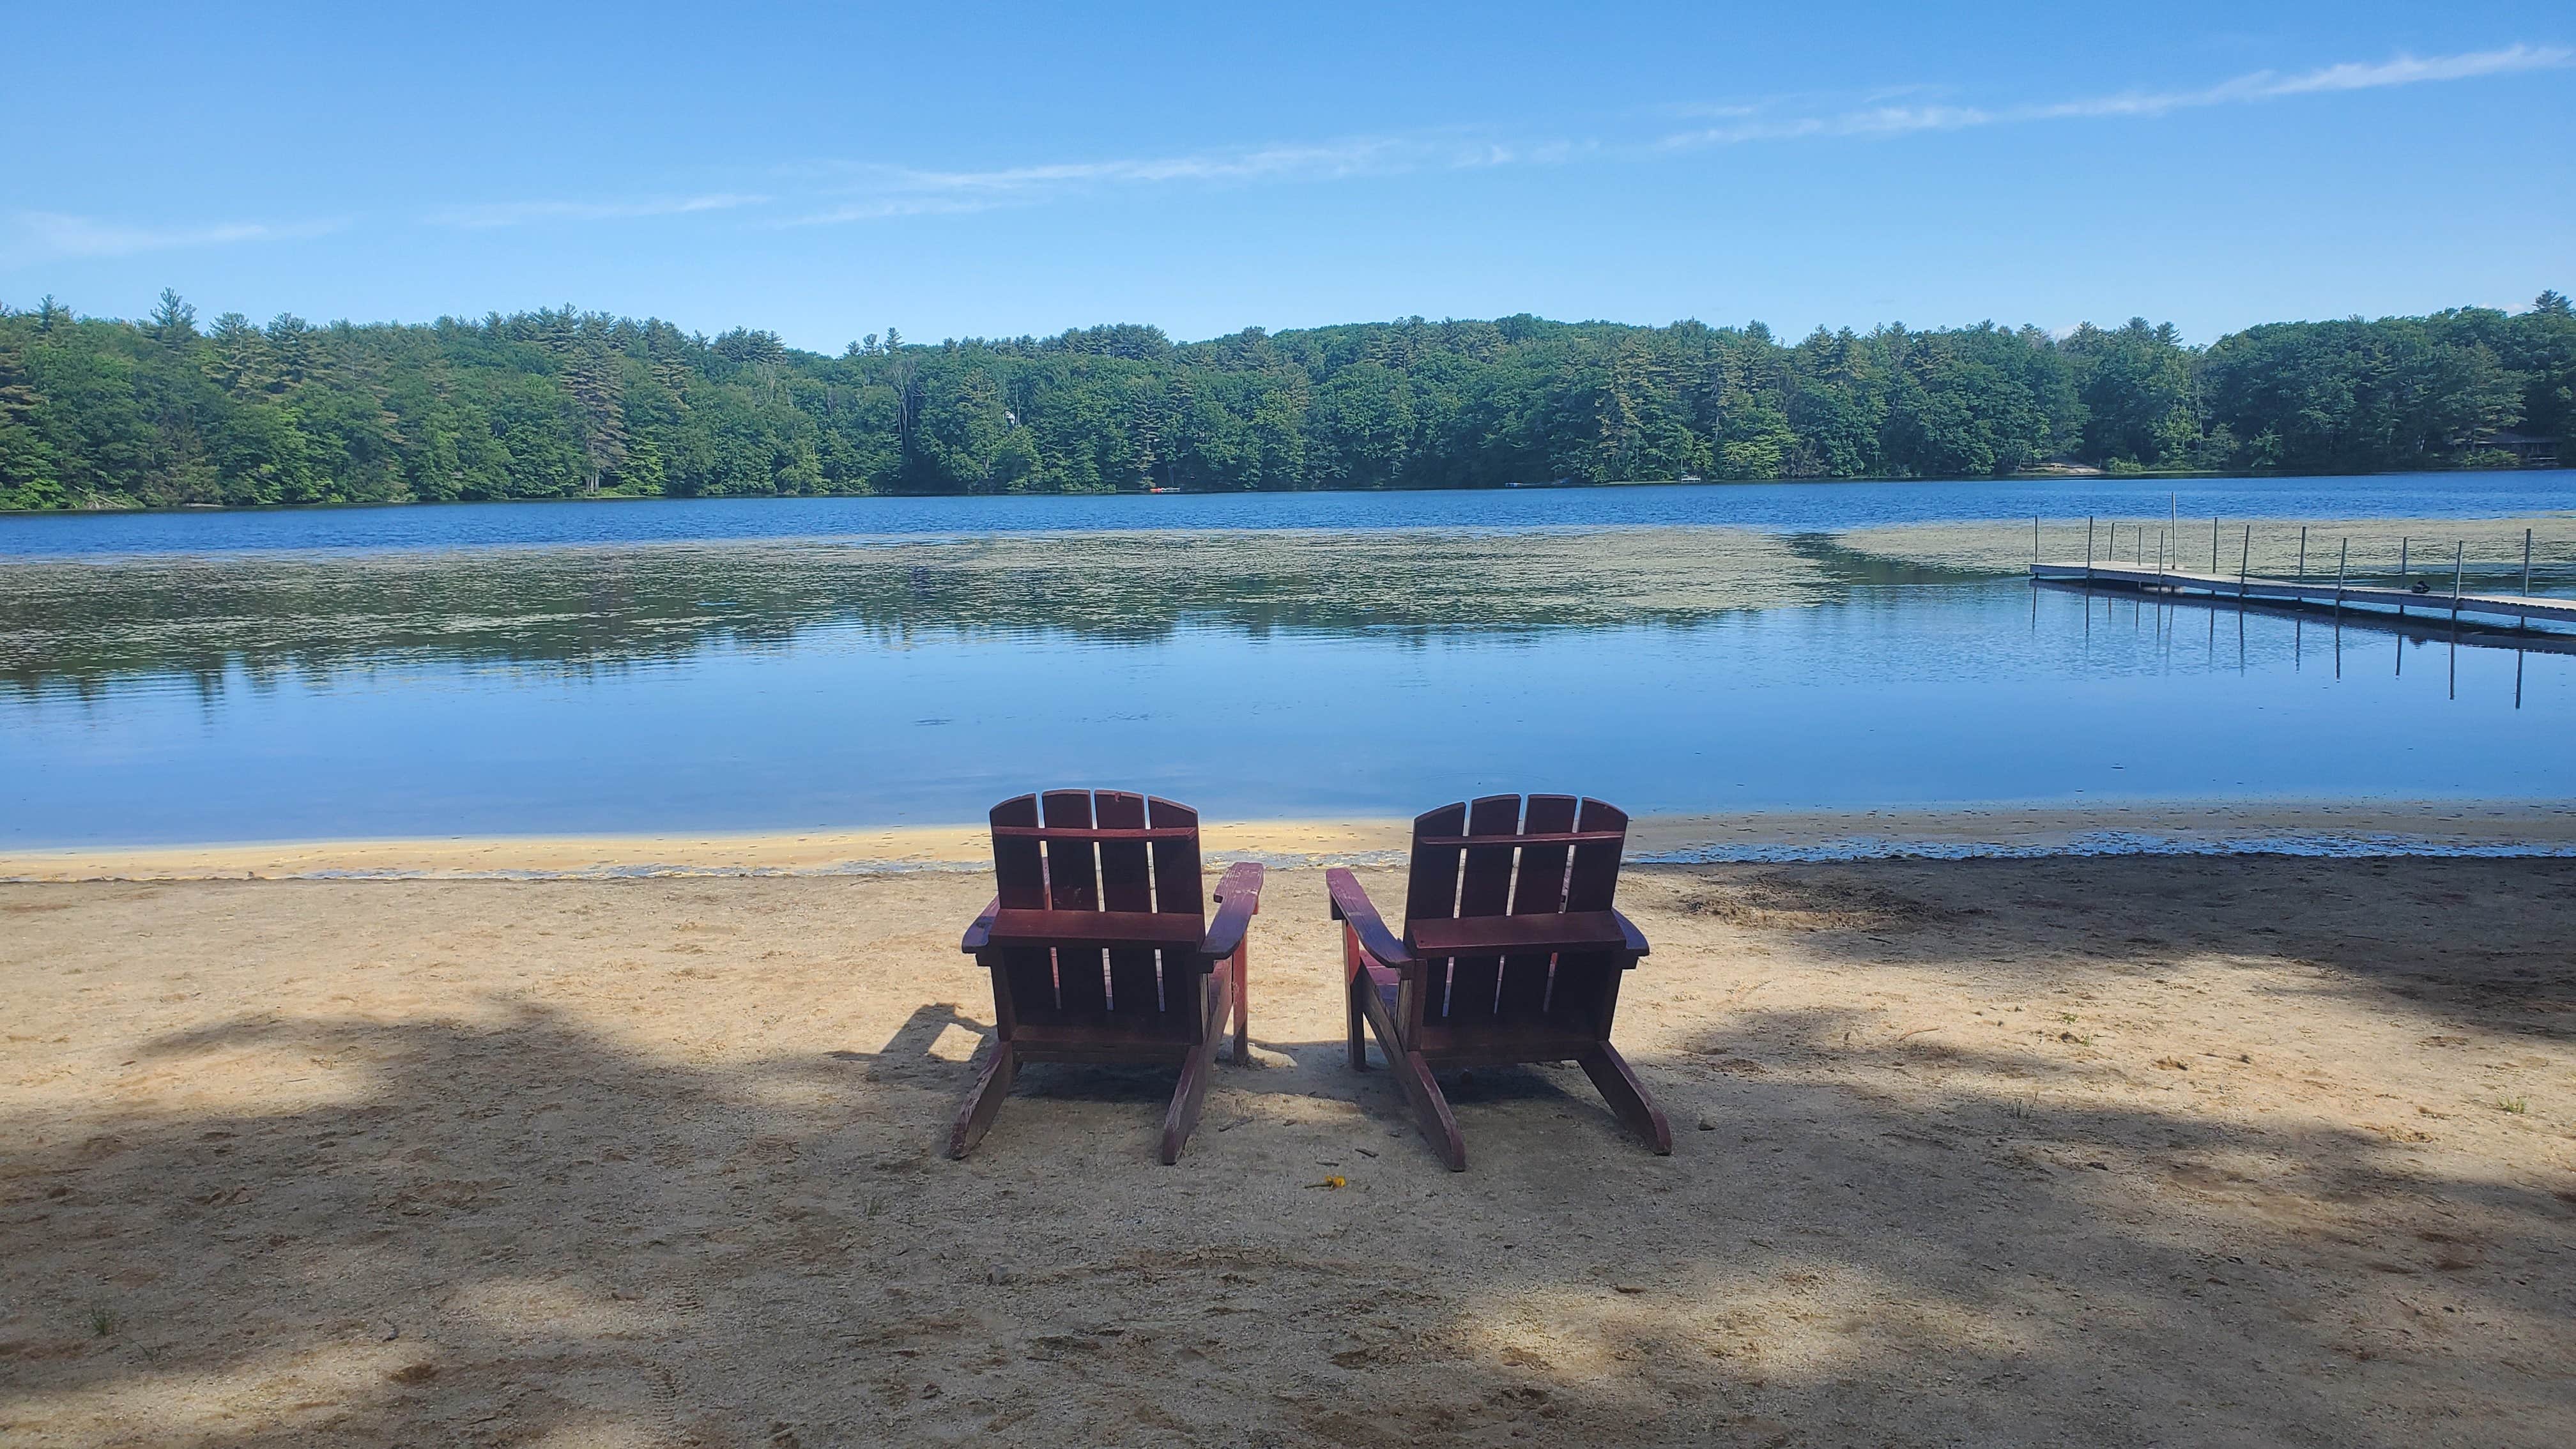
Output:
778,43,2567,226
875,137,1416,192
777,134,1504,226
1650,101,1761,121
1659,43,2572,148
425,192,771,229
1,211,344,266
783,194,1022,226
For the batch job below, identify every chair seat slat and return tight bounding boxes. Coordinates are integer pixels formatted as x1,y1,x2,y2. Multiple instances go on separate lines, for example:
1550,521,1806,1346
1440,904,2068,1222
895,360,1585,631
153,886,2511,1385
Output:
986,908,1207,951
1408,910,1632,958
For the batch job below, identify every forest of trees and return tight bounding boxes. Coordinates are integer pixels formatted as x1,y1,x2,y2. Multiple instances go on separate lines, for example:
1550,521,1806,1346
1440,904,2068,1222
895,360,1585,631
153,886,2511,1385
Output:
1,289,2568,510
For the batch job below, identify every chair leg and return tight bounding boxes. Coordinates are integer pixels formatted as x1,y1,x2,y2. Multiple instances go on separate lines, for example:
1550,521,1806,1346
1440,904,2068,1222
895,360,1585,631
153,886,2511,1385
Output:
947,1043,1018,1160
1342,924,1371,1070
1577,1043,1673,1154
1159,1045,1214,1165
1231,943,1249,1066
1347,962,1464,1169
1346,974,1369,1070
1159,967,1232,1164
1393,1049,1468,1171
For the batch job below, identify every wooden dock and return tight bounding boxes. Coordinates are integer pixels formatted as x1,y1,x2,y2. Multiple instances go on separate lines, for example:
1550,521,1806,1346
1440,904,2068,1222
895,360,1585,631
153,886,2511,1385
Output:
2028,561,2576,630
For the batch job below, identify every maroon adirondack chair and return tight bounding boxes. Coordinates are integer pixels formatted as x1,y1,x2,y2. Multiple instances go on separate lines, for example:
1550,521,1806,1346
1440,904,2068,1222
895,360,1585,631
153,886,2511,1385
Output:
953,790,1263,1163
1327,794,1670,1170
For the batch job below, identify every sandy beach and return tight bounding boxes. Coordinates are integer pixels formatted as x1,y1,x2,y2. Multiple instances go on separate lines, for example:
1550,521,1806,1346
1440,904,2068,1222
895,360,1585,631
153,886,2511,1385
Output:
5,851,2572,1446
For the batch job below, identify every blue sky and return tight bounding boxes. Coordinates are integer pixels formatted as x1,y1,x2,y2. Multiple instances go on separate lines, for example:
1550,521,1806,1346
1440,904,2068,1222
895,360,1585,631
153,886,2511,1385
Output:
7,1,2570,351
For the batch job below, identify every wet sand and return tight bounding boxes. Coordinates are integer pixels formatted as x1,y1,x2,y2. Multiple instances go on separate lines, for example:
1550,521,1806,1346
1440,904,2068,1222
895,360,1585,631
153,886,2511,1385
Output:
4,856,2572,1446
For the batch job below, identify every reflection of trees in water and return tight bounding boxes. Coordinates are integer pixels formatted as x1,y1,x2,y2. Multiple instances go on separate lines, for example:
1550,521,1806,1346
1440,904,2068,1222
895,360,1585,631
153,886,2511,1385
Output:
12,521,2569,701
0,530,1844,698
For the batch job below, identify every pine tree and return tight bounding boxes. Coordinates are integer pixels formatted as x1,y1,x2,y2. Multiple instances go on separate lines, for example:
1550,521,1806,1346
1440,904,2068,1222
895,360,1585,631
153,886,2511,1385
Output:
263,314,312,391
0,334,61,507
149,288,198,344
562,352,630,493
203,313,273,395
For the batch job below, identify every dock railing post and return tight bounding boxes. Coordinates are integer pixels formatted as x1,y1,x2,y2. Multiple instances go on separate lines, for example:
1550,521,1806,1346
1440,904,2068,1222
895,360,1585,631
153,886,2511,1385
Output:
2239,524,2251,598
2033,515,2040,566
2399,537,2409,617
2297,526,2307,585
2211,518,2220,573
2334,539,2347,620
2085,516,2094,579
2523,528,2534,629
2452,540,2464,620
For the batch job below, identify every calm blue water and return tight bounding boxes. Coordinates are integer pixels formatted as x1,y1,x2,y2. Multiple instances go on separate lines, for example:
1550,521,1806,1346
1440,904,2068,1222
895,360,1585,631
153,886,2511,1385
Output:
2,580,2567,845
4,472,2572,557
5,479,2572,846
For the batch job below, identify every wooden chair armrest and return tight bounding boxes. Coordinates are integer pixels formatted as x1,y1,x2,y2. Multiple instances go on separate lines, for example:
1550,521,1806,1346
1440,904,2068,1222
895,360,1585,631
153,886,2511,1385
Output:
1325,868,1411,967
960,895,1001,954
1612,908,1650,957
1200,862,1265,960
1211,859,1264,906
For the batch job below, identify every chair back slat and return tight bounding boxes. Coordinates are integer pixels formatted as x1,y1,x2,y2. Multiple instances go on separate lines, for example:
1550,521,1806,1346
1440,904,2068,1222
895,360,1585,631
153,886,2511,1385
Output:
980,790,1211,1037
1094,791,1164,1014
1145,795,1204,1016
1444,795,1522,1023
991,794,1047,908
987,794,1058,1016
1092,791,1154,910
1506,795,1581,916
1496,794,1579,1022
1401,794,1633,1034
1040,790,1102,910
1565,799,1628,912
1039,791,1110,1016
1404,801,1468,924
1146,796,1203,916
1547,797,1632,1034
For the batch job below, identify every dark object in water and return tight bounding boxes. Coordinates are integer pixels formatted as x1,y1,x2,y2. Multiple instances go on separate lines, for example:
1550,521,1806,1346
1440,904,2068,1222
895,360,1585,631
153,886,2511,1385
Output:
2410,581,2432,594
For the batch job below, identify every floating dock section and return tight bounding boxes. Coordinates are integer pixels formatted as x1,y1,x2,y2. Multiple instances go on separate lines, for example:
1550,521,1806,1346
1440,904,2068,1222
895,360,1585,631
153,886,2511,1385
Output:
2029,562,2576,631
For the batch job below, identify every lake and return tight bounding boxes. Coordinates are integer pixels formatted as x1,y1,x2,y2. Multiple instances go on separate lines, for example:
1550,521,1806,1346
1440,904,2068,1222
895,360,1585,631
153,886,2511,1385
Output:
8,472,2576,557
3,476,2572,848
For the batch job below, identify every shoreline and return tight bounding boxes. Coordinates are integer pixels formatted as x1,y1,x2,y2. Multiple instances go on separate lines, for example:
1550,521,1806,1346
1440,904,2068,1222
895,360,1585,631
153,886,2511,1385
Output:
4,466,2572,521
9,797,2575,881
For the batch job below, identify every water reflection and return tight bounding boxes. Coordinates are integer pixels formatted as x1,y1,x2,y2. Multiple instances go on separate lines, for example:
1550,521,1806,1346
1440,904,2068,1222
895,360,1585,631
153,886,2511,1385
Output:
2034,579,2576,659
2,572,2567,847
1,530,1853,701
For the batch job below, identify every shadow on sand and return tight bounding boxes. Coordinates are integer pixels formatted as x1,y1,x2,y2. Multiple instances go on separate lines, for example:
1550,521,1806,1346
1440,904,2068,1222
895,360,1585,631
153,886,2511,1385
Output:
4,864,2573,1446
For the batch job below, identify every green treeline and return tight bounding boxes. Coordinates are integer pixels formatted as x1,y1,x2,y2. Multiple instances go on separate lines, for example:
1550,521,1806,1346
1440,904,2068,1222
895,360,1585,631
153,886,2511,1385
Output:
1,289,2569,510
